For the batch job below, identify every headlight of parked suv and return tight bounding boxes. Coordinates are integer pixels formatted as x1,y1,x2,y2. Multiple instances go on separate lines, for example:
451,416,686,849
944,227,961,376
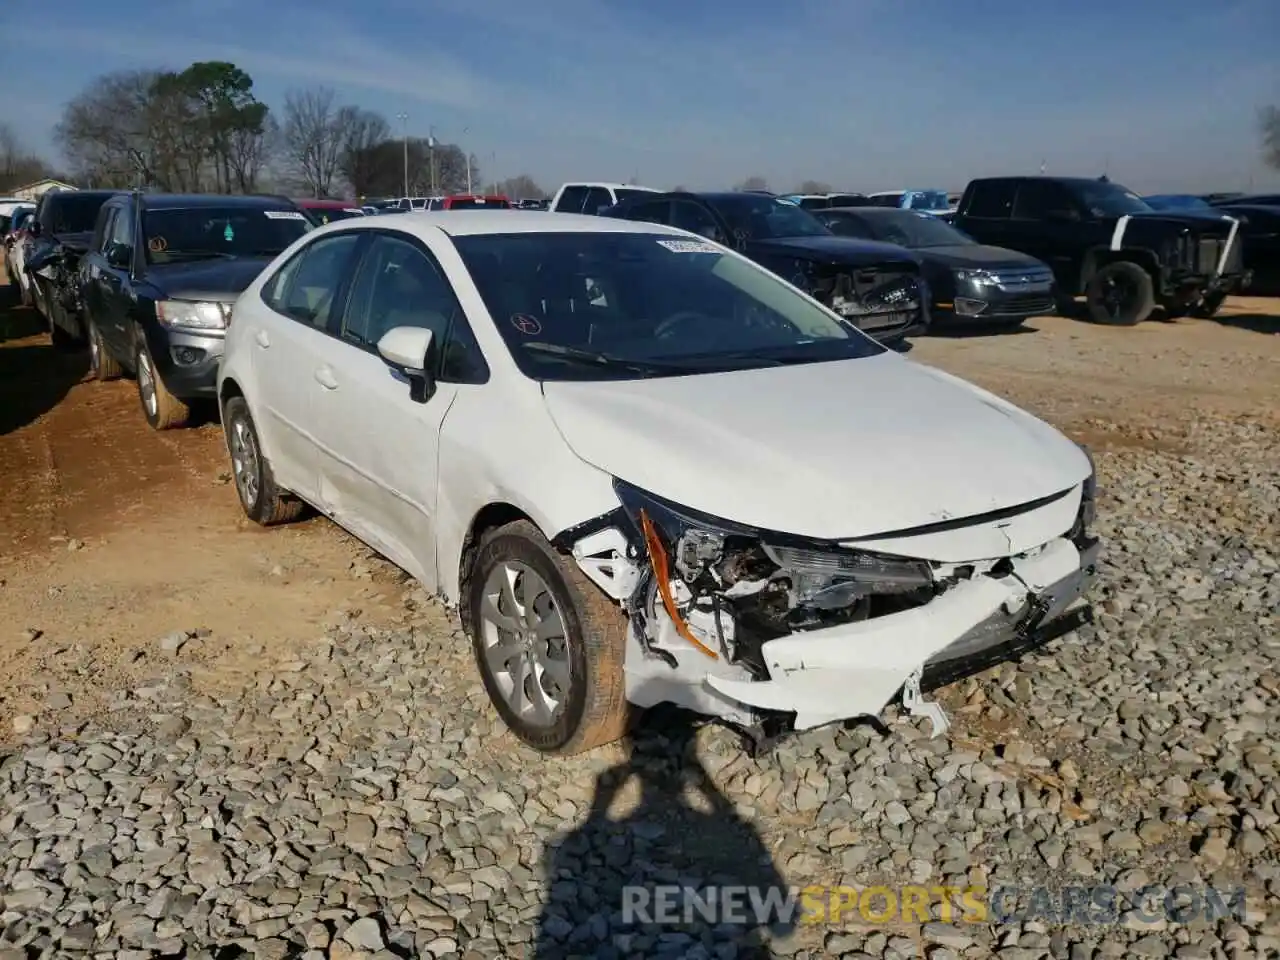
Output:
954,268,998,287
155,300,231,332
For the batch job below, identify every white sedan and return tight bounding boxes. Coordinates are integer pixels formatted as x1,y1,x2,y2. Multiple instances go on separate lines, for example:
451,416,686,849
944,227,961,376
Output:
216,211,1100,755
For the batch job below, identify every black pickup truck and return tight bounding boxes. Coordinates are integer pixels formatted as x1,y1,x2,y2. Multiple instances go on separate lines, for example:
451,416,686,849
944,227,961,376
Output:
952,176,1250,325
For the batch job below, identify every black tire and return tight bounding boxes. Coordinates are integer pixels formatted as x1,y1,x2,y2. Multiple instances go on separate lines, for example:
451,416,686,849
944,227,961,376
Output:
135,339,190,430
464,519,630,755
1085,261,1155,326
1190,290,1227,319
87,318,122,381
221,396,304,525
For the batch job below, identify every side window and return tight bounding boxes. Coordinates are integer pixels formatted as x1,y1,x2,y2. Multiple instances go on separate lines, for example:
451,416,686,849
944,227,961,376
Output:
554,186,589,213
623,200,672,225
965,181,1017,219
583,187,612,214
262,233,363,328
669,201,724,241
95,207,117,253
342,234,457,350
108,205,134,251
1012,181,1072,220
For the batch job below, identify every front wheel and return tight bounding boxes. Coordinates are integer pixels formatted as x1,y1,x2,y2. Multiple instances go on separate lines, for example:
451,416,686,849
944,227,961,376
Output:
135,339,190,430
221,396,304,525
1085,261,1155,326
465,519,630,755
87,318,122,381
1190,290,1227,319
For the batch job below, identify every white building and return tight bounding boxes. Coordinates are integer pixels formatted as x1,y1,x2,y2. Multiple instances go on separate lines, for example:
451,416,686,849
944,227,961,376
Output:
8,178,79,201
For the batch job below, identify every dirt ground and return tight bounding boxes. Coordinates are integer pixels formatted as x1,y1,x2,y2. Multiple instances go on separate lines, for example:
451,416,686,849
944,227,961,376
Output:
1,276,1277,740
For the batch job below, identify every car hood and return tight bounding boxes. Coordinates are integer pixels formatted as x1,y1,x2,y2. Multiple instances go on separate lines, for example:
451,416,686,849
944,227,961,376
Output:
915,244,1047,270
746,235,918,266
142,257,274,301
542,353,1090,541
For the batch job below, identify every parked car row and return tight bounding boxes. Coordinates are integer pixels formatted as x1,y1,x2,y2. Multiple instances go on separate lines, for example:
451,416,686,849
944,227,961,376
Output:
16,173,1272,755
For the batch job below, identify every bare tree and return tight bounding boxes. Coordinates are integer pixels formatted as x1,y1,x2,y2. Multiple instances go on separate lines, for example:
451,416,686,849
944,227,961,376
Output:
229,114,277,193
338,108,392,198
1261,105,1280,171
280,87,347,197
796,180,832,194
734,175,770,192
0,123,51,190
496,174,545,200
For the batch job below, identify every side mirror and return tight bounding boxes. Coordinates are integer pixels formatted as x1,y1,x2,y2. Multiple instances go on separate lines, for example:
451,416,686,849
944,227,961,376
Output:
28,221,40,237
106,242,131,268
376,326,435,403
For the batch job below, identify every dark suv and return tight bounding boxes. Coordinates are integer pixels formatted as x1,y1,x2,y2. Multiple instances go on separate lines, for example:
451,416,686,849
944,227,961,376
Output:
601,191,927,343
78,192,313,430
24,189,124,346
952,176,1250,325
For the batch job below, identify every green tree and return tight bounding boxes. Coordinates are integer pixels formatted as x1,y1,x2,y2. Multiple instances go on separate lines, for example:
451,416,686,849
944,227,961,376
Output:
1261,105,1280,171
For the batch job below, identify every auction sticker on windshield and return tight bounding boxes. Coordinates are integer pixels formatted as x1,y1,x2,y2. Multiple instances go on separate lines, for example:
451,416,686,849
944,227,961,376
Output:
264,211,307,220
511,314,542,335
656,239,719,254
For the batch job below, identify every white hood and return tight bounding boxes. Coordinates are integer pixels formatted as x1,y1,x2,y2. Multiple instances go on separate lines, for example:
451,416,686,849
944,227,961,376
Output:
542,353,1091,540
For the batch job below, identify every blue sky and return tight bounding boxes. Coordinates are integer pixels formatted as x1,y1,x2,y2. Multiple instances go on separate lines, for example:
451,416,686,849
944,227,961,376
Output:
3,0,1279,194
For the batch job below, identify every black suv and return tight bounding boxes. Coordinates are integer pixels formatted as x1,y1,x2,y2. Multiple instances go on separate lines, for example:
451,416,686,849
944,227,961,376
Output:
78,192,313,430
952,176,1250,325
601,191,927,343
24,189,124,346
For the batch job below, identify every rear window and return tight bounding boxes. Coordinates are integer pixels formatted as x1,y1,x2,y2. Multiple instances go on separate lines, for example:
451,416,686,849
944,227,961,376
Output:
448,197,510,210
44,193,114,234
613,188,656,205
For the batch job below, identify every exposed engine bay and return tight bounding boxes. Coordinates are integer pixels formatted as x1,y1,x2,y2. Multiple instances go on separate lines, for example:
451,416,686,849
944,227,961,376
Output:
564,473,1099,751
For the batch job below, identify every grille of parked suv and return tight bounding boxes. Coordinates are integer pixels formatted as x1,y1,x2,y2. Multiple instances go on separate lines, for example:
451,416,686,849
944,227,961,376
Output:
1197,237,1223,275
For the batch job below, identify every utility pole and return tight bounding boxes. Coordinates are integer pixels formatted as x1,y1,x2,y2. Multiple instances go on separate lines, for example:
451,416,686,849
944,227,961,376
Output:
428,126,437,196
397,113,409,199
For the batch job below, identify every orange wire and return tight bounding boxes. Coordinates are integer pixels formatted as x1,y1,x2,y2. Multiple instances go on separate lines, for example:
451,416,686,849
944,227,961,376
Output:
639,509,719,660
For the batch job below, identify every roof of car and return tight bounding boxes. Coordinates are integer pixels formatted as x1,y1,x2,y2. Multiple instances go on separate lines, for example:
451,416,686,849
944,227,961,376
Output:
138,193,299,208
558,182,661,191
320,209,689,238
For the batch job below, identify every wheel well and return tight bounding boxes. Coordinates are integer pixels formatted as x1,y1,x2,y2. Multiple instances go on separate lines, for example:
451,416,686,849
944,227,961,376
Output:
1080,248,1160,290
219,377,244,411
457,503,535,634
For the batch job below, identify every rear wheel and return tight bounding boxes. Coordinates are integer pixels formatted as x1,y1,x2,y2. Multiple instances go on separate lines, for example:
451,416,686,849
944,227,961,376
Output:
222,396,304,525
135,340,190,430
465,519,630,755
1085,261,1154,326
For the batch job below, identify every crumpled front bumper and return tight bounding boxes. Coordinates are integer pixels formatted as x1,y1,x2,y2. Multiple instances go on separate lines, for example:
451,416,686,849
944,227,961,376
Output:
705,535,1100,731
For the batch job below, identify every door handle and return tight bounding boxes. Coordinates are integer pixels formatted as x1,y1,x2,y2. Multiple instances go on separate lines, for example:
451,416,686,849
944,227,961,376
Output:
314,366,339,390
254,330,270,348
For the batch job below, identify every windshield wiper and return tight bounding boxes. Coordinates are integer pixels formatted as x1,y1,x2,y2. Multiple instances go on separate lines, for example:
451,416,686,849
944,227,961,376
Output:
522,342,694,376
155,250,236,261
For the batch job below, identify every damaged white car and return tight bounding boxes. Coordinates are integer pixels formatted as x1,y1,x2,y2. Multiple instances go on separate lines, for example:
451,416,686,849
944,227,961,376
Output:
216,211,1100,756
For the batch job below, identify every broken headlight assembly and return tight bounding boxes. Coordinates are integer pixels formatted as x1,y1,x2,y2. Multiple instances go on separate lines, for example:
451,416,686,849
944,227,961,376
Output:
612,479,936,674
1071,443,1097,538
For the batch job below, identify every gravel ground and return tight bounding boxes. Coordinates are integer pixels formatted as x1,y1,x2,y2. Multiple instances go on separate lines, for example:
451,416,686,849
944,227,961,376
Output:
3,308,1280,959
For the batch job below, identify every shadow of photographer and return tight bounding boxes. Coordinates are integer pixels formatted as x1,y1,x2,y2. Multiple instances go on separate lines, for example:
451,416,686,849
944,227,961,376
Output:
533,698,794,959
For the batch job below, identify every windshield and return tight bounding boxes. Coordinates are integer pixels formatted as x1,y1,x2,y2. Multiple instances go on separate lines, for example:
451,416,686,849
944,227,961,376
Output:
613,188,656,205
449,197,510,209
142,207,312,264
861,210,972,247
706,194,831,240
48,194,113,234
1075,181,1151,217
306,207,363,224
1144,195,1210,211
452,231,885,381
905,190,950,211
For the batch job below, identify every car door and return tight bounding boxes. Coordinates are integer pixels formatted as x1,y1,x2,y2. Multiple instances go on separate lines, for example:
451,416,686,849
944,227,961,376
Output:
956,180,1017,249
80,205,114,336
95,201,138,362
1008,180,1087,287
250,231,366,503
303,229,487,582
